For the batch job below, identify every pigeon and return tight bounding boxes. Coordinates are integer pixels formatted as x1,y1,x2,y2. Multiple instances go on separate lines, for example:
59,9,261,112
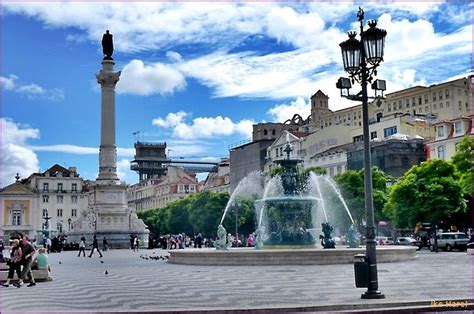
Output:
105,270,108,275
152,252,156,254
100,260,104,264
59,261,62,264
164,256,169,260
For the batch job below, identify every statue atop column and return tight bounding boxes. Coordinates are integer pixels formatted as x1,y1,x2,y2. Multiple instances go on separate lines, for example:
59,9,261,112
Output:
102,30,114,60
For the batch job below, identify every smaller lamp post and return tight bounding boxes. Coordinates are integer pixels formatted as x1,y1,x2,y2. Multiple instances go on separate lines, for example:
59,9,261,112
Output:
43,211,51,239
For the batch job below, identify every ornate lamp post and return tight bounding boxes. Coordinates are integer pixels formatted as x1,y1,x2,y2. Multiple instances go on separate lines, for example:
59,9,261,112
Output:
336,7,387,299
43,211,52,239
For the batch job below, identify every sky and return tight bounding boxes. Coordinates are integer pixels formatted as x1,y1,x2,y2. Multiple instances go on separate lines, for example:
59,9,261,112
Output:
1,1,472,187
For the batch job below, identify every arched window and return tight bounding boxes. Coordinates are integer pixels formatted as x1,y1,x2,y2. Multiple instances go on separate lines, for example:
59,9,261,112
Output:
272,129,276,136
264,129,268,136
10,203,24,226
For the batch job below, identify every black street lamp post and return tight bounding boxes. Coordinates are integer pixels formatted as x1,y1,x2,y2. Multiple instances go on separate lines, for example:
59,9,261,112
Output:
43,213,51,239
337,7,387,299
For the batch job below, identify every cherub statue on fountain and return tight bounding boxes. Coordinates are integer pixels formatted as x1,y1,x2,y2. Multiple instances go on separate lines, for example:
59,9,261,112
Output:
347,224,361,248
319,222,336,249
214,224,228,250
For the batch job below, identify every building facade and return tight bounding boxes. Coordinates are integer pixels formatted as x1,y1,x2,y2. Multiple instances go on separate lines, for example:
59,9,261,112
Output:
202,158,231,194
127,167,200,212
428,116,473,161
0,165,89,242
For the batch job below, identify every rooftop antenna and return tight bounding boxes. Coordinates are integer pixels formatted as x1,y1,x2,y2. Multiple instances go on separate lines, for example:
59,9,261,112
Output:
133,131,140,142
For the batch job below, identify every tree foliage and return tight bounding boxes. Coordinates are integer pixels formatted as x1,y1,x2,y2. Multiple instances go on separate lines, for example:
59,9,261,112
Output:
451,135,473,197
138,190,257,239
333,167,391,228
384,159,466,228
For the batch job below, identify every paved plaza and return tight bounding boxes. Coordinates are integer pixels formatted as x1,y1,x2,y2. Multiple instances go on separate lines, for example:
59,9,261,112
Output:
0,248,472,313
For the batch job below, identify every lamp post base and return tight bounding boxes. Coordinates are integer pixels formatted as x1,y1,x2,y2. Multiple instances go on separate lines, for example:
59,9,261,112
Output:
361,290,385,299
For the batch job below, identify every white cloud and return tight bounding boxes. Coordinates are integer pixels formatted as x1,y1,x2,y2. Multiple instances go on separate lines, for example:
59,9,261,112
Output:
152,111,187,128
1,118,40,187
166,51,183,63
0,75,17,90
152,112,254,140
28,144,135,157
1,74,64,101
267,97,311,123
117,158,137,184
3,2,471,109
117,59,186,96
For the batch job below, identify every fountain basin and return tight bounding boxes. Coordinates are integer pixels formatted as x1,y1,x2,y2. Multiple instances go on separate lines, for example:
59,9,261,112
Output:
168,246,417,266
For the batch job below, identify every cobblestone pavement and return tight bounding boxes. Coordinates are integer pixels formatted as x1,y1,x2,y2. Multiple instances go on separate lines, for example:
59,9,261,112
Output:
0,248,472,313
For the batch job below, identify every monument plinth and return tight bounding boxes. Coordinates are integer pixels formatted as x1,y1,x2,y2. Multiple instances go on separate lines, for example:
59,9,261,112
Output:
67,32,149,248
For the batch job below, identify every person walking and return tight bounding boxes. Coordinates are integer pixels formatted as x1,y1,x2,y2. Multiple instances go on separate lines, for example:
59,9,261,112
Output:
77,238,86,257
102,237,108,252
2,239,22,287
88,235,103,258
18,236,36,287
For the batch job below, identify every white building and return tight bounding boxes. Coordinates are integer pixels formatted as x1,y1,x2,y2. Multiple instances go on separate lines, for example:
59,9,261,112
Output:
202,158,231,194
127,167,200,212
0,165,89,241
428,115,473,161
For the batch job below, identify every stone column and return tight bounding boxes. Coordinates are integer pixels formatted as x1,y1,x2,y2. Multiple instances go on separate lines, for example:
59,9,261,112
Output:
96,60,121,183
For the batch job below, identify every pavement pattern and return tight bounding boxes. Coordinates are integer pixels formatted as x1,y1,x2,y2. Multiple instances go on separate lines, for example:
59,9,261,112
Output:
0,248,472,313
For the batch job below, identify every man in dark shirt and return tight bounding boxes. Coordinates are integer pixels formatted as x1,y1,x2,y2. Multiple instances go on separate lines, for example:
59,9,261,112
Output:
17,235,36,287
89,235,103,258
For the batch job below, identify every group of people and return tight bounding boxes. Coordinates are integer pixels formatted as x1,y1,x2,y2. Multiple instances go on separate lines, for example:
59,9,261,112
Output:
3,235,50,288
78,235,105,258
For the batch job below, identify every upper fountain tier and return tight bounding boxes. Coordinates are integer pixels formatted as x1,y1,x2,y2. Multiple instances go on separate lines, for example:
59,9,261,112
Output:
274,137,303,196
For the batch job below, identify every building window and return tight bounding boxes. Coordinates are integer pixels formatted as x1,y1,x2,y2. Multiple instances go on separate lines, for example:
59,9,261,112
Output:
43,183,49,192
272,129,276,136
57,195,63,204
437,125,445,137
388,104,391,111
72,183,77,192
57,208,63,217
454,121,462,134
437,145,445,159
371,131,378,139
71,209,77,217
43,209,48,217
57,183,63,192
398,101,402,109
336,165,342,173
57,223,63,233
446,101,449,107
439,91,443,100
263,129,268,136
384,126,397,138
412,97,416,106
445,89,449,97
12,210,22,226
433,103,437,110
405,99,410,108
178,185,184,193
425,106,429,112
459,101,462,110
424,94,428,103
353,135,363,142
71,195,78,204
432,93,436,101
419,107,422,113
190,185,196,192
43,195,49,203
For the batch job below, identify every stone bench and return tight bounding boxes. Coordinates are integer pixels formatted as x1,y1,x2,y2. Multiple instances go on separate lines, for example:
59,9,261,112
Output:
0,266,52,283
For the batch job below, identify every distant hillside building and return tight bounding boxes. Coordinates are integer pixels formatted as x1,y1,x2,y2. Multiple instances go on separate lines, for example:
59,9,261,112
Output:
202,158,230,194
427,115,473,161
127,167,200,212
230,115,308,191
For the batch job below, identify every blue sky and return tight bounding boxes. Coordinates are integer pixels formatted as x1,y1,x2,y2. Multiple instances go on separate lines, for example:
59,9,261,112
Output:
1,1,472,187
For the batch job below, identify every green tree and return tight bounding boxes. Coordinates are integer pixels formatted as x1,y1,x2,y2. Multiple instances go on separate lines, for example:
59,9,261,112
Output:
384,159,466,228
188,191,230,238
451,135,473,196
333,167,391,229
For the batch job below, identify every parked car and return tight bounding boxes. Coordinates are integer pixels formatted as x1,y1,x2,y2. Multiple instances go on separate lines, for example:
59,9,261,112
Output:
435,232,469,251
375,236,393,245
396,237,420,247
